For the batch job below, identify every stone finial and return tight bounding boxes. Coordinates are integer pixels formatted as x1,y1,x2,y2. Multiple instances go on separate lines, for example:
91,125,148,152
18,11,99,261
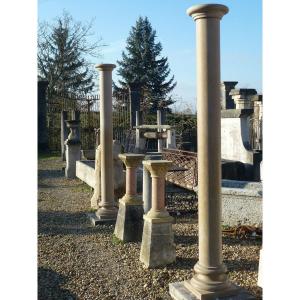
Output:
229,88,257,109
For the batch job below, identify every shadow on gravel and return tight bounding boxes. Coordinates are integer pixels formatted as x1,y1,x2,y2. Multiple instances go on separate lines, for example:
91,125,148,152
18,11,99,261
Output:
223,236,262,247
167,257,198,270
38,211,111,236
174,234,197,245
38,169,63,179
224,258,259,272
38,267,77,300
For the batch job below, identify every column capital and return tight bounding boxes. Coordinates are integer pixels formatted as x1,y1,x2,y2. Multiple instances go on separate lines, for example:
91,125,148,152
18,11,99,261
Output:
187,4,228,20
143,160,172,177
118,153,145,168
95,63,116,71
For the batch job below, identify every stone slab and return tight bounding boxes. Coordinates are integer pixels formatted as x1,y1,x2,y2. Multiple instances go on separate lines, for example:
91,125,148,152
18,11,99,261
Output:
140,219,176,268
114,201,144,242
88,213,117,226
169,282,256,300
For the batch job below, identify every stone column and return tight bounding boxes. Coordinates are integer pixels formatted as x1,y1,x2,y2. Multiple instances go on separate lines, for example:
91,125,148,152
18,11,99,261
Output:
170,4,253,299
129,84,141,129
140,160,176,268
61,111,68,161
166,129,176,149
157,110,164,152
143,153,162,214
135,111,146,153
114,154,145,242
89,64,118,225
65,120,81,179
220,81,238,109
38,80,49,151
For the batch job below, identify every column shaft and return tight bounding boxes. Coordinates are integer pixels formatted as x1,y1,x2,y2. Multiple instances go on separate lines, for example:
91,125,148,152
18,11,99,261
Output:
99,68,114,207
196,16,222,268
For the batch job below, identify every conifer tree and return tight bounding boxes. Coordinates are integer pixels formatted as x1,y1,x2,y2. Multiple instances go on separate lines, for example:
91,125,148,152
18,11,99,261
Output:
116,17,176,112
38,11,103,96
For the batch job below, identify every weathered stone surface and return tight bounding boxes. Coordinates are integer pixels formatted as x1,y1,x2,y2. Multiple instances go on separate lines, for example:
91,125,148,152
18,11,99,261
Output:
88,212,117,226
140,217,176,268
169,282,256,300
65,143,81,179
114,200,144,242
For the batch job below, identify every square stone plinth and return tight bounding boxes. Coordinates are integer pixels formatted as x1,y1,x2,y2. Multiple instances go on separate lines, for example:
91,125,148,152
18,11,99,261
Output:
169,282,256,300
88,212,117,226
140,217,176,268
114,200,144,242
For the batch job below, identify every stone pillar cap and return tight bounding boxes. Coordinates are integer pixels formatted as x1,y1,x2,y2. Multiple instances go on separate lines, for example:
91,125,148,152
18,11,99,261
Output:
95,64,116,71
187,4,229,20
143,160,172,176
229,89,257,96
119,153,145,167
251,94,263,102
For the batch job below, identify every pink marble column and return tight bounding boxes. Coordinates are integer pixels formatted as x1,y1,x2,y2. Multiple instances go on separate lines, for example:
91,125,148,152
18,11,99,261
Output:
118,154,145,204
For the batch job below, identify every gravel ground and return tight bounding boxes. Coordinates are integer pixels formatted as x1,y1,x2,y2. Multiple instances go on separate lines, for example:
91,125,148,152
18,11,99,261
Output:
38,156,262,300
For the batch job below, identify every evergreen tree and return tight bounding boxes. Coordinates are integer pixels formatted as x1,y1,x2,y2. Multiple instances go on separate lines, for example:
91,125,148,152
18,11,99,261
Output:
38,11,103,96
116,17,176,112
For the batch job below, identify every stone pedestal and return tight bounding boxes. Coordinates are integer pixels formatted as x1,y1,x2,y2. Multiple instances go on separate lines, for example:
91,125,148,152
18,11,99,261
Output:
89,64,118,226
61,111,68,161
169,4,254,299
140,160,175,268
90,145,101,209
65,120,81,179
114,154,145,242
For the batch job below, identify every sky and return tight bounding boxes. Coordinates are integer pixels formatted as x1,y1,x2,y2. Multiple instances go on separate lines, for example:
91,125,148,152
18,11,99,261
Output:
38,0,262,112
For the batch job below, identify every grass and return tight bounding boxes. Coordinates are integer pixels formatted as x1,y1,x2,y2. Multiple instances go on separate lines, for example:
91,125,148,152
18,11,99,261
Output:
73,182,93,193
38,151,61,160
111,234,124,245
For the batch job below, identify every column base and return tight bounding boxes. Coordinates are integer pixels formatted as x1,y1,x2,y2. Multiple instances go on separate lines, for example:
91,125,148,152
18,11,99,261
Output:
169,281,255,300
88,206,118,226
140,215,176,268
114,198,144,242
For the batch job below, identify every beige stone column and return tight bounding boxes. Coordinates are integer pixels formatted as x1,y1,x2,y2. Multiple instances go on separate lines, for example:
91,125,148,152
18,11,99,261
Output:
90,64,118,225
140,160,175,268
170,4,253,299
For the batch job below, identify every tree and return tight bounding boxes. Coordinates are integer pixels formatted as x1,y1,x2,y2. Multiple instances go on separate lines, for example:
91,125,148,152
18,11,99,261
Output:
38,11,104,96
116,17,176,113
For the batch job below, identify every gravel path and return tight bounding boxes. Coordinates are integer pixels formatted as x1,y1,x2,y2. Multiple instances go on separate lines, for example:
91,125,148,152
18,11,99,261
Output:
38,156,262,300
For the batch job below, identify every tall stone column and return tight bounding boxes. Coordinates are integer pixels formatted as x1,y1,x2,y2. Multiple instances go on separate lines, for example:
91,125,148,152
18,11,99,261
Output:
170,4,253,299
114,154,145,242
65,120,81,179
140,160,175,268
89,64,118,225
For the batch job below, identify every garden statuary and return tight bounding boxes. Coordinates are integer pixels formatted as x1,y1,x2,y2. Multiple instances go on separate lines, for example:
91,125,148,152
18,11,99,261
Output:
140,160,176,268
114,154,145,242
65,120,81,179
